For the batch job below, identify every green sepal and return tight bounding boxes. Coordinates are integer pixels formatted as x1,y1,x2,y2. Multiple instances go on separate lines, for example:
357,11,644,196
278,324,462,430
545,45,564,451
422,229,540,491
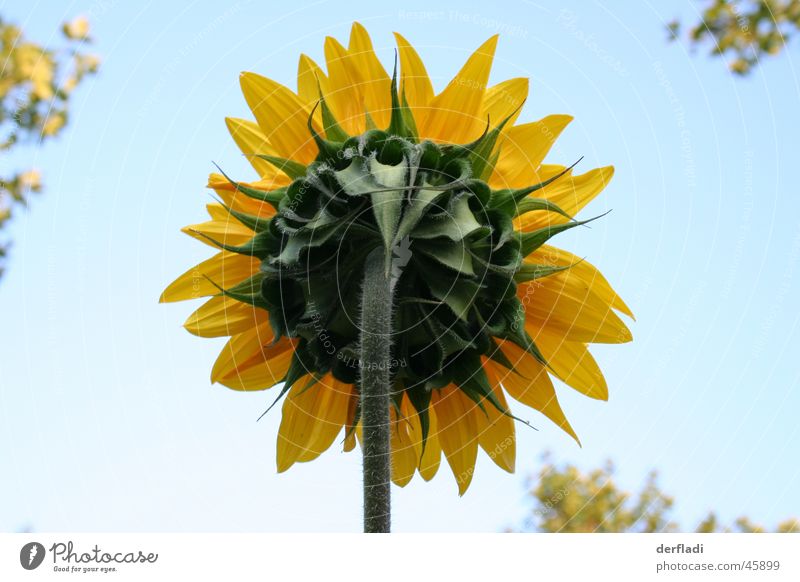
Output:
255,154,307,180
188,228,278,259
258,348,318,420
387,54,417,141
513,197,572,220
425,273,482,322
334,157,382,197
519,211,609,257
272,223,341,265
367,156,407,252
490,158,582,215
205,272,270,311
464,104,522,180
316,84,349,142
307,102,343,163
400,91,419,141
514,262,573,283
415,239,474,275
449,351,509,417
485,336,516,372
393,184,446,244
212,163,284,209
502,324,548,367
410,194,482,242
214,198,271,233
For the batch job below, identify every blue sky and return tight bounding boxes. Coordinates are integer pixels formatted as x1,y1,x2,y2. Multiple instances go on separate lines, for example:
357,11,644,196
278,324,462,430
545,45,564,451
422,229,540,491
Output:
1,0,798,532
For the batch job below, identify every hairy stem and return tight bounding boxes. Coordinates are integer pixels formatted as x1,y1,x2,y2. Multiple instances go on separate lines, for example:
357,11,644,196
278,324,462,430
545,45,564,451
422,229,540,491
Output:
359,248,395,533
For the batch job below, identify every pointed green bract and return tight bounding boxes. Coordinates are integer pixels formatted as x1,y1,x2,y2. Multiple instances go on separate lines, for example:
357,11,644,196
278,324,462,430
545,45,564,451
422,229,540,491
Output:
255,154,307,180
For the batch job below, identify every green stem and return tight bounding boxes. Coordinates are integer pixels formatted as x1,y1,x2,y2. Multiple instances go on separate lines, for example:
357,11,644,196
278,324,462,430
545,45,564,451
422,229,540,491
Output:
359,248,395,533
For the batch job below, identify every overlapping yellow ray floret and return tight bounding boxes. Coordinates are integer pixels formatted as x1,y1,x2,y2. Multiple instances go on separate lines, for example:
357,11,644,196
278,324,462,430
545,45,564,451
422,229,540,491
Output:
277,375,352,472
420,35,498,144
160,251,258,303
239,72,319,164
489,114,573,189
393,32,434,129
488,342,580,444
432,385,480,495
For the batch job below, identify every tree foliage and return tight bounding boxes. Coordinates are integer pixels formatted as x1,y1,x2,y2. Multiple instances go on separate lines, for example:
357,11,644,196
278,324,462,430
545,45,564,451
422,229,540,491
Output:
514,453,800,533
0,14,99,275
669,0,800,74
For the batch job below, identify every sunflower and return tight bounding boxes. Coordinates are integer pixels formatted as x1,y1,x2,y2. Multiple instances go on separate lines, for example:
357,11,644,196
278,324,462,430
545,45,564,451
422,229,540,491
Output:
161,22,633,496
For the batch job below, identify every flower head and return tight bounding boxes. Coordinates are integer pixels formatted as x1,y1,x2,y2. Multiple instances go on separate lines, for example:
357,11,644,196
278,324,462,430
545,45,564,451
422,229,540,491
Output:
161,23,632,494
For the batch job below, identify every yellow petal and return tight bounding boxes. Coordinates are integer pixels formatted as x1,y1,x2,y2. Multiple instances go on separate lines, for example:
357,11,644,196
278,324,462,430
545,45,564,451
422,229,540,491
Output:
183,295,267,338
205,203,228,221
490,115,572,189
432,385,479,495
217,344,294,391
239,72,317,163
210,321,276,383
323,36,364,135
297,53,328,104
225,117,285,179
391,394,423,487
492,343,579,443
482,77,528,128
421,35,498,144
418,408,441,481
159,252,258,303
393,32,434,129
473,373,516,472
207,173,283,219
296,377,353,463
528,244,633,318
343,390,360,452
181,216,254,248
519,267,633,344
526,326,608,400
276,375,324,472
514,166,615,231
348,22,391,128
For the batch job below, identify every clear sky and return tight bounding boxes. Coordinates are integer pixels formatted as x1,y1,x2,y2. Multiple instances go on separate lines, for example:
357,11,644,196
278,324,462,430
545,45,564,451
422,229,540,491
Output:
1,0,798,532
